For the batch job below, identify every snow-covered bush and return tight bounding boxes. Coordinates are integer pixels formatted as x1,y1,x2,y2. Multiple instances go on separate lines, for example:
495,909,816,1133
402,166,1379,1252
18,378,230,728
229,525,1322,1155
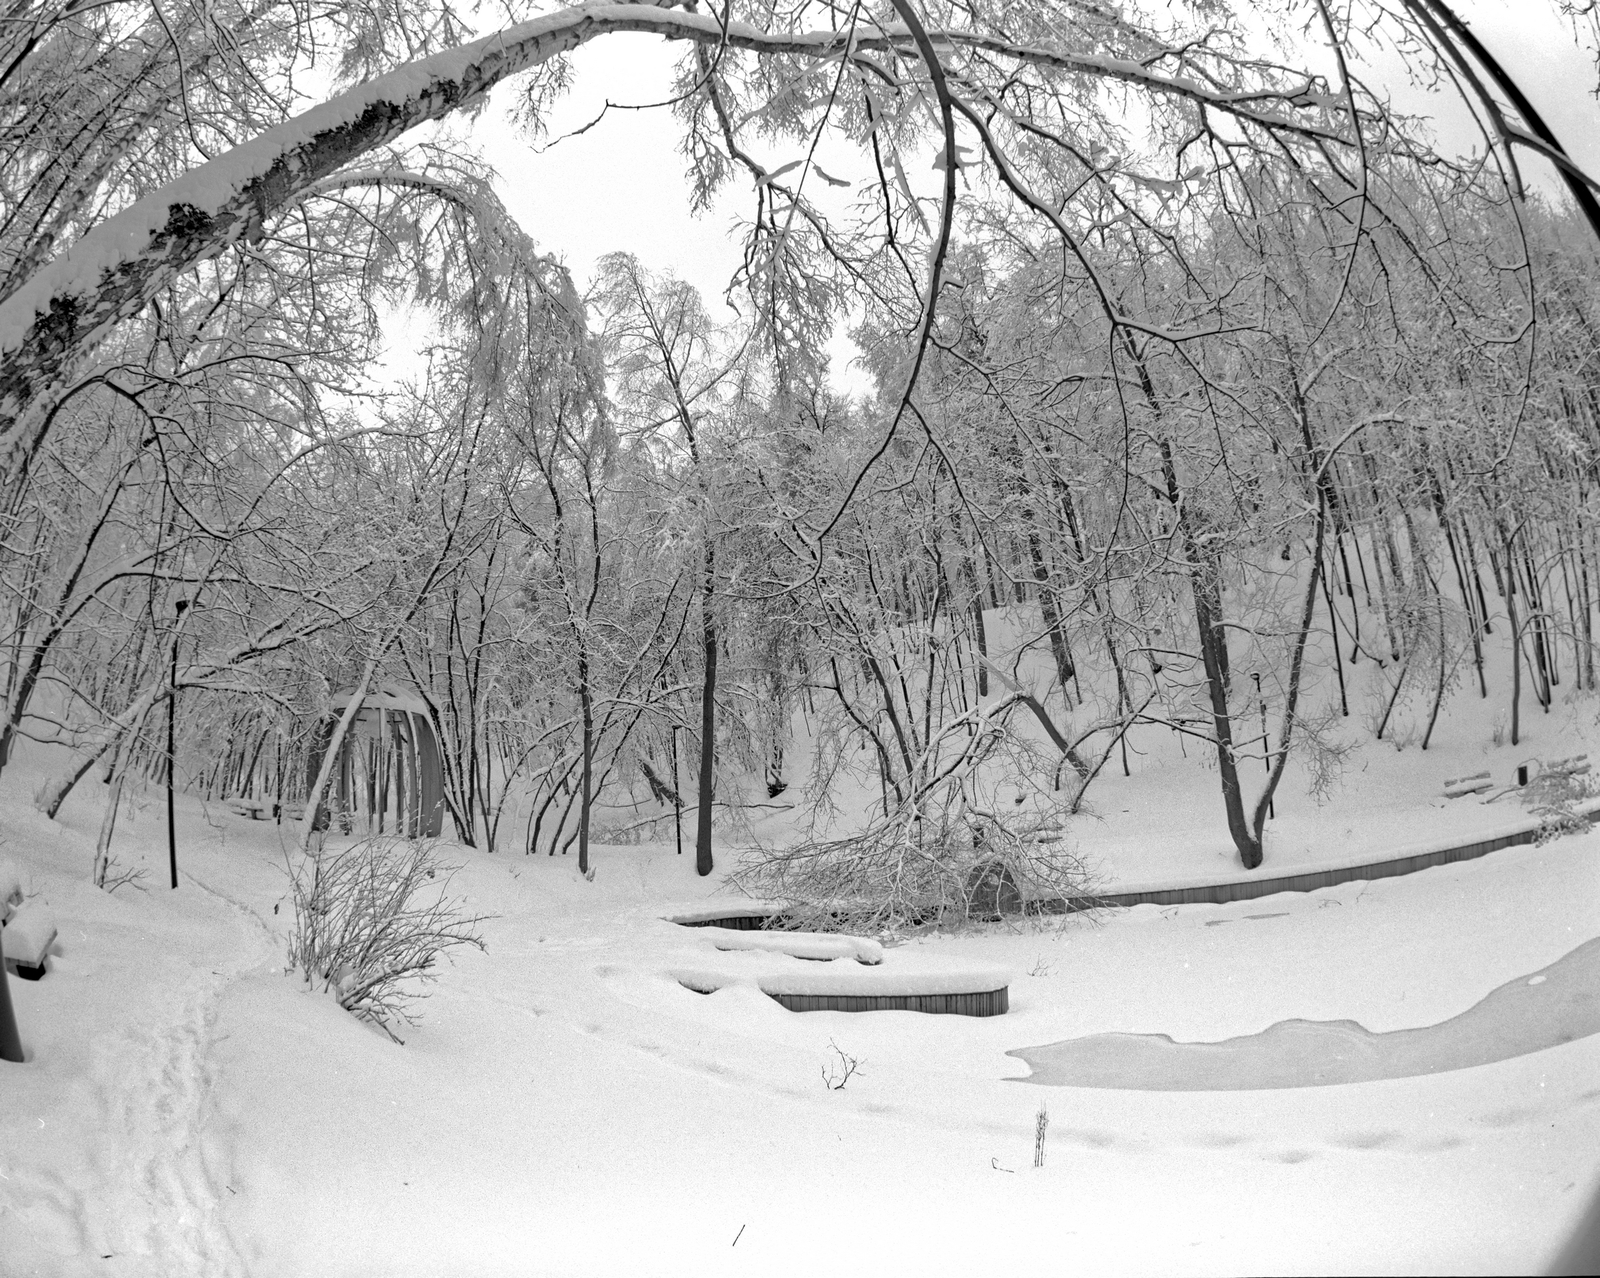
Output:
1521,759,1597,845
287,837,490,1041
730,803,1097,936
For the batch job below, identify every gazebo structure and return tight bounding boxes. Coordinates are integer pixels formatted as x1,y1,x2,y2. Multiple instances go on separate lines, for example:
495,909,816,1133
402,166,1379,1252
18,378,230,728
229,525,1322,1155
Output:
321,683,445,839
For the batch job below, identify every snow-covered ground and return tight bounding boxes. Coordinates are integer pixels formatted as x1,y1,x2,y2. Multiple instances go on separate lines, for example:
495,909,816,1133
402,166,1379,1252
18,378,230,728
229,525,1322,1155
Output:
3,679,1599,1278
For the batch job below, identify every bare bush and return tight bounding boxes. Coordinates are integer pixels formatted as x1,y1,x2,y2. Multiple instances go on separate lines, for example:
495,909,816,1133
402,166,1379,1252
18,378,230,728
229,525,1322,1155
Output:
287,837,491,1041
821,1039,865,1091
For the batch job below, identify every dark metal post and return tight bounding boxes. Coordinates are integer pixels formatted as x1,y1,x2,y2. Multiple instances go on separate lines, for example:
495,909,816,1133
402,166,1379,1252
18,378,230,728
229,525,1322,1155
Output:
0,927,23,1062
168,599,188,890
1254,672,1275,820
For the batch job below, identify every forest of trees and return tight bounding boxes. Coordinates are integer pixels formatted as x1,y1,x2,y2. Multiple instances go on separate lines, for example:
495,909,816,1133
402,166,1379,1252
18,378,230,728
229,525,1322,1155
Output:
4,0,1600,900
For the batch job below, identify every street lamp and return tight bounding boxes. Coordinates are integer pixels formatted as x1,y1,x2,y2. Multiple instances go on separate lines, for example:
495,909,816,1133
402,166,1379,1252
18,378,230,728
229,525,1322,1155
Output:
168,599,189,890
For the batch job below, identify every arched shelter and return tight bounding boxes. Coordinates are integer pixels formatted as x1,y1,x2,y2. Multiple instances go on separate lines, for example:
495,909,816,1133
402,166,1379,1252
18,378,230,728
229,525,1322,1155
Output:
322,683,445,838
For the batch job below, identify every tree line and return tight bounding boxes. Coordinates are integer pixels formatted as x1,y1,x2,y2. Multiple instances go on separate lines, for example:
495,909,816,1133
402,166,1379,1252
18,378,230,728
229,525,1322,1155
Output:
3,0,1598,888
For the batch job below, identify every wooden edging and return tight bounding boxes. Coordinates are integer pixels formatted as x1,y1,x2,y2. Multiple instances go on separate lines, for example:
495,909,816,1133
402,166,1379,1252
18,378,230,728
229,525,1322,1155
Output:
769,988,1009,1016
1039,811,1597,912
670,807,1596,923
674,913,779,931
678,979,1009,1017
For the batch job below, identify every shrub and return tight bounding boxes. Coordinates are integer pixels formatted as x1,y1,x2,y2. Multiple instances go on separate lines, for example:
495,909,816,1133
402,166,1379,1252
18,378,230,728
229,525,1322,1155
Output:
287,837,490,1041
1521,760,1597,845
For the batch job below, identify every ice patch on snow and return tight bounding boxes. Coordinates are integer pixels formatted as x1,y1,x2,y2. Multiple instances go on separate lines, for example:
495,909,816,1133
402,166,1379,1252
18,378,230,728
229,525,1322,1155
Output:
1010,934,1600,1090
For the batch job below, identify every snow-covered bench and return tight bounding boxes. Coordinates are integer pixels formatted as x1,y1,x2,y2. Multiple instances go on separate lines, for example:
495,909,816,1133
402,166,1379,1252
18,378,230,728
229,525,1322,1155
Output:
225,797,274,820
1442,771,1491,799
2,902,56,981
0,859,20,923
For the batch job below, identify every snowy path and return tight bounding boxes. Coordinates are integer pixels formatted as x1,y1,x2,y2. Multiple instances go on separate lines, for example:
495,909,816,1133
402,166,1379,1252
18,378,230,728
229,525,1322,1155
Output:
0,806,280,1277
88,977,244,1271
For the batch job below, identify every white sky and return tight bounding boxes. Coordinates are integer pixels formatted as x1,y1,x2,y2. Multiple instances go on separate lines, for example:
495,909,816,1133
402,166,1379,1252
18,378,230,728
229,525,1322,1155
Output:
374,2,1600,396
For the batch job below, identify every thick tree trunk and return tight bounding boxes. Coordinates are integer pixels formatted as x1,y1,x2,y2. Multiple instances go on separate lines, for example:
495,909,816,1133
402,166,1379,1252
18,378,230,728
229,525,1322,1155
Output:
92,773,124,889
578,652,593,876
1502,532,1523,747
1192,559,1261,869
1028,531,1076,702
695,544,717,877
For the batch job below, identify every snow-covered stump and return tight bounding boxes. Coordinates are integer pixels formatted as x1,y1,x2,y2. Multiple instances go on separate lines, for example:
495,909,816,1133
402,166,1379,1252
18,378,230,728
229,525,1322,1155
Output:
3,903,57,980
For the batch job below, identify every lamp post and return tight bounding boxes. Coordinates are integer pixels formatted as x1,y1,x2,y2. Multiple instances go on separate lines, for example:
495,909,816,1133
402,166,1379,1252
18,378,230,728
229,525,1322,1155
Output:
168,599,188,890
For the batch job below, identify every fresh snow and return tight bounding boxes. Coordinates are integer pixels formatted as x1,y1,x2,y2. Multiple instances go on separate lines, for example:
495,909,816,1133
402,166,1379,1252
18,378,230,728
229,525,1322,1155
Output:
2,657,1599,1275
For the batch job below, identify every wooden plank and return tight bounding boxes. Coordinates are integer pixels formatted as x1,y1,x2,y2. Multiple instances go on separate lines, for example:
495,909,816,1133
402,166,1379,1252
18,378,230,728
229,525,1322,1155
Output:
768,987,1009,1017
676,912,784,931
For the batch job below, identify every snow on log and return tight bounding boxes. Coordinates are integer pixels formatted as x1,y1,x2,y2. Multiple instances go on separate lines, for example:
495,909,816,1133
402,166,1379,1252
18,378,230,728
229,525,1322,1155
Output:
672,949,1009,998
663,901,786,927
706,929,884,965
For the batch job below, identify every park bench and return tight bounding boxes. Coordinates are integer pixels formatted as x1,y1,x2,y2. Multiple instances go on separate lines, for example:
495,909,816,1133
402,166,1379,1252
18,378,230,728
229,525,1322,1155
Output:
224,797,311,823
1442,770,1491,799
1,864,55,981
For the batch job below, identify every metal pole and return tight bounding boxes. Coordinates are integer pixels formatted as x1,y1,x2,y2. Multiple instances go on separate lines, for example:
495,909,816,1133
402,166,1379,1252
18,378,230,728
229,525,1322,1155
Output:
0,928,23,1063
1254,671,1274,820
168,599,188,889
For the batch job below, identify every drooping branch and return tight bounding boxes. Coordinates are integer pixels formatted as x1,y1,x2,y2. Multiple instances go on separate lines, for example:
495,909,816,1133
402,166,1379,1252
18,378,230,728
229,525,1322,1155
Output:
0,1,1377,475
